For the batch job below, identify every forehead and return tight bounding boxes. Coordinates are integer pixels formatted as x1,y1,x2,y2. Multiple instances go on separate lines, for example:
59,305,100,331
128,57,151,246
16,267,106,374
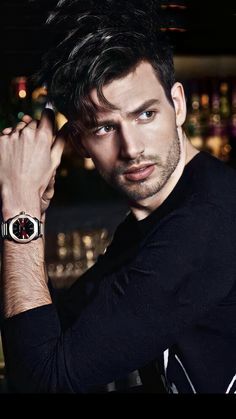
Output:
89,61,165,115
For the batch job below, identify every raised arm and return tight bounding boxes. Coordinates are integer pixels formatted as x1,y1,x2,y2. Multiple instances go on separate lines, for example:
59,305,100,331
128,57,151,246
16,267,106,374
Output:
1,195,234,393
0,110,65,317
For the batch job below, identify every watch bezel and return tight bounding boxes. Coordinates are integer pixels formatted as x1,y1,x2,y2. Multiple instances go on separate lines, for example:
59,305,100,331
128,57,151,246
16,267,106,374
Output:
8,213,38,243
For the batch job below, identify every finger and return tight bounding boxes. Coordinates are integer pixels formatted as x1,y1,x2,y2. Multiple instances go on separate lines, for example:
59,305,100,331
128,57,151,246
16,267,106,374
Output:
14,121,27,132
21,114,33,124
24,120,38,131
2,127,13,135
38,108,55,142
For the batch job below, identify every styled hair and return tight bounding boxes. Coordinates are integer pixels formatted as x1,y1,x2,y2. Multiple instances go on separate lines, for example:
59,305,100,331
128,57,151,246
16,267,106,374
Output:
37,0,175,133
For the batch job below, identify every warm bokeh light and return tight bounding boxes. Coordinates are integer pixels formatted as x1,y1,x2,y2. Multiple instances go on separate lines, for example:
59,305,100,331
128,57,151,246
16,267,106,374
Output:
19,89,27,98
32,86,47,101
56,113,68,130
84,158,95,170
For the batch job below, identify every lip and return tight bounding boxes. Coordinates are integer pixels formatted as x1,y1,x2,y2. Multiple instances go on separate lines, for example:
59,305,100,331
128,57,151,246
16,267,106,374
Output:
124,163,155,174
124,163,156,182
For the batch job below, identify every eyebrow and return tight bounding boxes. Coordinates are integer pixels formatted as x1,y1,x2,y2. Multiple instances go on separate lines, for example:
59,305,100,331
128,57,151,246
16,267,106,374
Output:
92,99,160,128
126,99,160,117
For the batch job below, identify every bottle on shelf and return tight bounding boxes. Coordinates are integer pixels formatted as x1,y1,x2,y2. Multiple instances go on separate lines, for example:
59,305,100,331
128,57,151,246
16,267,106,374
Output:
199,79,210,141
185,80,204,151
229,81,236,138
204,79,231,162
229,80,236,164
219,80,232,161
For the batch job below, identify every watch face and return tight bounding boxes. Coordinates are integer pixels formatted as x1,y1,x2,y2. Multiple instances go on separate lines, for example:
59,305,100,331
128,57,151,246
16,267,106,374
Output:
9,214,38,243
13,217,35,240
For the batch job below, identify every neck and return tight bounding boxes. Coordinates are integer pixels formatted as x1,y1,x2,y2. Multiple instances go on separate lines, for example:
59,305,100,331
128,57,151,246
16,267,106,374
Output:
130,133,199,221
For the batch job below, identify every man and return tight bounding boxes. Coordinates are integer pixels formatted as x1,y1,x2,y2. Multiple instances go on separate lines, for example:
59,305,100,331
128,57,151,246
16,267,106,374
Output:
0,0,236,393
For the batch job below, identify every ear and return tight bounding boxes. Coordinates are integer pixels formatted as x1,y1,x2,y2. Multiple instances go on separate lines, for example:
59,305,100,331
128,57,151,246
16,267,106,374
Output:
171,82,187,127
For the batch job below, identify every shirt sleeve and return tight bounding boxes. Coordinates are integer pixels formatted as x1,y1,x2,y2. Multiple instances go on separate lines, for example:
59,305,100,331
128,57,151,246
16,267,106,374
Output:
2,198,235,393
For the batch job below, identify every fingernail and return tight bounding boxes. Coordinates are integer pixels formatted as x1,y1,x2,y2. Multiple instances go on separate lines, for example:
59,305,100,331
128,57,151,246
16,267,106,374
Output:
45,102,55,110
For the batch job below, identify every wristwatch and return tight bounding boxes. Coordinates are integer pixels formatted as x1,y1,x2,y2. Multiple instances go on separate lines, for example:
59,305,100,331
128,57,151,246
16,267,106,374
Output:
1,211,44,243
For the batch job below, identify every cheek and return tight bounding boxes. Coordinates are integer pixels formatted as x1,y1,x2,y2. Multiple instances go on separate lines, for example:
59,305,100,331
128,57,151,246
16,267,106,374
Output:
89,146,117,172
142,121,176,148
89,140,119,162
158,115,177,135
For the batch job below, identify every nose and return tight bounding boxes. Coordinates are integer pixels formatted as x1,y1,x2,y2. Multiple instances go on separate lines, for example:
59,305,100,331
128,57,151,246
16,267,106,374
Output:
119,123,145,160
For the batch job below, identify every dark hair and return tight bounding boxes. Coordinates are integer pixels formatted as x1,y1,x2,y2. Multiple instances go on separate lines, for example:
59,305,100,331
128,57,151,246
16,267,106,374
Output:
37,0,175,133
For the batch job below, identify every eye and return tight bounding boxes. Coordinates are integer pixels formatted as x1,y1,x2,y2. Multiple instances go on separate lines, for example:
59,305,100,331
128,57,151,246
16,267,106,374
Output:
138,111,156,121
95,125,115,136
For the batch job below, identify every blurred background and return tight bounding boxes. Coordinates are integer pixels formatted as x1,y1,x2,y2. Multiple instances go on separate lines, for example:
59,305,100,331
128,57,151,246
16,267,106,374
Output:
0,0,236,390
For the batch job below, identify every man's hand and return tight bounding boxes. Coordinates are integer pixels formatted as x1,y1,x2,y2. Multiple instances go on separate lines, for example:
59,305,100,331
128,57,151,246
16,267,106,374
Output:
0,111,66,219
0,112,67,318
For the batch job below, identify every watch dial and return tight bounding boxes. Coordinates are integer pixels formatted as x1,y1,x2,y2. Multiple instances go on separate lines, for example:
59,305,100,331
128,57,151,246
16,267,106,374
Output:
13,217,35,240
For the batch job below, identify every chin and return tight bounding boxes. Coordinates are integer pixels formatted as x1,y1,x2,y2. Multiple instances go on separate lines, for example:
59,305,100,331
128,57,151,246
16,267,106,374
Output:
117,183,162,201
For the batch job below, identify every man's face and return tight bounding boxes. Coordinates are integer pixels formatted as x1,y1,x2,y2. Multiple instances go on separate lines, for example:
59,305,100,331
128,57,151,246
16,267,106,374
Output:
80,61,182,203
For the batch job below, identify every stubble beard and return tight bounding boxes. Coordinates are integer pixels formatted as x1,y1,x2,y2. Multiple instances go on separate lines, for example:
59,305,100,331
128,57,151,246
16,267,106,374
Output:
98,134,181,201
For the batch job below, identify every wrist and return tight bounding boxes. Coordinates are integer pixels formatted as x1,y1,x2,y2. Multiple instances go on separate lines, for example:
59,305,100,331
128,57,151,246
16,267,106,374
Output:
1,211,44,243
1,188,41,220
2,207,41,221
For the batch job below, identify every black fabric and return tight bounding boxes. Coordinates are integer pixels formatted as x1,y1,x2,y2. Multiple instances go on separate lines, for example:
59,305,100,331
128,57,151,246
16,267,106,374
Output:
2,151,236,393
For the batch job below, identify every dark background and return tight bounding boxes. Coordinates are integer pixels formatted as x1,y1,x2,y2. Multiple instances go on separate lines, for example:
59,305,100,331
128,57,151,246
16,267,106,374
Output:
1,0,236,199
0,0,236,275
1,0,236,78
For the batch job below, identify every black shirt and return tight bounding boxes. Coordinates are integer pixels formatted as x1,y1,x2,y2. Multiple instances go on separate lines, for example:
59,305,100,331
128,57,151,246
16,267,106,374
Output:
2,151,236,393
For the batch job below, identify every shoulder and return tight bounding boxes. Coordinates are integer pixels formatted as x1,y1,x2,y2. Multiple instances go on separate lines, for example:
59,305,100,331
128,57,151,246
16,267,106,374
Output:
192,152,236,210
141,188,233,259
